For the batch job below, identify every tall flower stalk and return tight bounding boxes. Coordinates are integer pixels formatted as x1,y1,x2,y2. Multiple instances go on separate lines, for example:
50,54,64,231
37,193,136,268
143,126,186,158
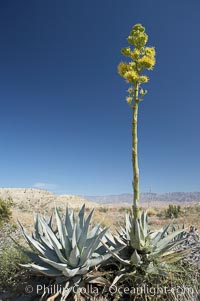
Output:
118,24,156,219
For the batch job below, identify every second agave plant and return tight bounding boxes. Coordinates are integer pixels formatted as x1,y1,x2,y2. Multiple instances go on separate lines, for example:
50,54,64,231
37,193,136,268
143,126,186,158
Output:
104,210,190,292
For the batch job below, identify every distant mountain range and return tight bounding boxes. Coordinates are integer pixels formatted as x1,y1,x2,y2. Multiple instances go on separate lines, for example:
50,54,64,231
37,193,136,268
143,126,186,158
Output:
84,192,200,204
1,189,199,208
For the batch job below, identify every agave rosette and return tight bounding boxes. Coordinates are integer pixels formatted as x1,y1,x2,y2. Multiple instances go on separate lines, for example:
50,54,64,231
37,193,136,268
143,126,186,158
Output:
18,205,115,279
104,210,190,274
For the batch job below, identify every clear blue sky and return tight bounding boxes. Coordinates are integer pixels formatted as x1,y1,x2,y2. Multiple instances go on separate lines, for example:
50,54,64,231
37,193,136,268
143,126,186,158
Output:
0,0,200,195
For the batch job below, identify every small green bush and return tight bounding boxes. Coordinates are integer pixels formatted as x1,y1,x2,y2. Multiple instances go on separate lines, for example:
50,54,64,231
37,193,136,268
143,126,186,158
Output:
0,198,13,221
98,207,109,213
164,204,181,218
0,245,30,292
118,207,132,214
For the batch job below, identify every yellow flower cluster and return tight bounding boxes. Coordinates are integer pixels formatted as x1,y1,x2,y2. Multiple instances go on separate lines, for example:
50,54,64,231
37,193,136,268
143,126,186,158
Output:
138,55,155,70
132,24,145,32
123,70,139,83
145,47,156,57
139,75,149,83
129,62,136,69
118,23,155,104
128,24,148,49
118,62,129,77
118,61,143,84
121,47,131,57
130,49,140,60
118,61,150,84
137,46,156,70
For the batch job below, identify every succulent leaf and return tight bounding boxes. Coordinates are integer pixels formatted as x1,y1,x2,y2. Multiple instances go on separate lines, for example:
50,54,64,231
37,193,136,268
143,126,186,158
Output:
55,207,67,249
87,253,112,267
130,250,141,265
77,209,94,251
78,204,85,230
155,229,184,250
65,207,73,238
69,245,80,267
21,263,62,277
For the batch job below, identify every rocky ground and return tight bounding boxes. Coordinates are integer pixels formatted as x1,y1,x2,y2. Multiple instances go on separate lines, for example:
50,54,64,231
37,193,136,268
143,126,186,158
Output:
181,227,200,269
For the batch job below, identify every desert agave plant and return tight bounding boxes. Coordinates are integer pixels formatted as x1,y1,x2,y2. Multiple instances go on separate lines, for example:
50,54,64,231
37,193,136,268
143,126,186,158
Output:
118,23,156,219
18,205,117,300
110,23,191,291
104,210,190,280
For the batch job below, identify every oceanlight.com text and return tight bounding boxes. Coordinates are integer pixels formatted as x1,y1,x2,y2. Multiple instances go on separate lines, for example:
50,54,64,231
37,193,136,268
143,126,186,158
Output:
24,283,198,298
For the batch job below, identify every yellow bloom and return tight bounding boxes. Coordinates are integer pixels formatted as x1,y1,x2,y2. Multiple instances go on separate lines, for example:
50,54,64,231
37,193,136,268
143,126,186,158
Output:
128,25,148,47
121,47,131,57
139,75,149,83
138,56,155,70
126,96,133,104
130,49,140,60
127,87,134,94
118,23,156,104
145,47,156,57
131,24,145,33
129,61,136,68
124,70,139,83
118,62,129,76
136,33,148,48
128,33,148,48
140,88,147,96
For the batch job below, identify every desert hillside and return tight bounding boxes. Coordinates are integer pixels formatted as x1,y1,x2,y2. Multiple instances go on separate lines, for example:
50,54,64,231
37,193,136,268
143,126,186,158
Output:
0,188,98,212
